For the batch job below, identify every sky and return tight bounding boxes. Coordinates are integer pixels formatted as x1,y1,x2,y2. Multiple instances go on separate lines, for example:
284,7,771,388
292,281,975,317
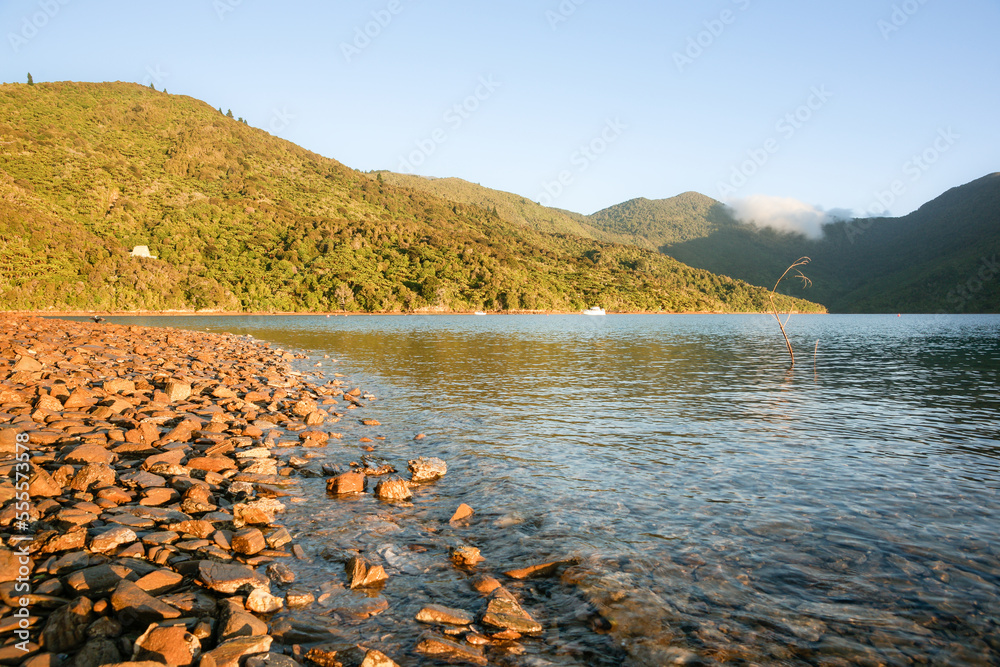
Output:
2,0,998,228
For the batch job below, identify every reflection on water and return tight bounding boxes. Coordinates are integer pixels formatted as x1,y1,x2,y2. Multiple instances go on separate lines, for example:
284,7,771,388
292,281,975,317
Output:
95,314,1000,665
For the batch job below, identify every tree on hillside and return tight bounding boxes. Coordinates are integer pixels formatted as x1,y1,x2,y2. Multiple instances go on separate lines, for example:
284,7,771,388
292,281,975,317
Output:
334,283,353,310
27,73,33,86
226,109,234,118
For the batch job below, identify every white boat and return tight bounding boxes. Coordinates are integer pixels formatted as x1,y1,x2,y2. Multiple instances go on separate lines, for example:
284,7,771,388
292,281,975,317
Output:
474,311,487,315
582,306,606,316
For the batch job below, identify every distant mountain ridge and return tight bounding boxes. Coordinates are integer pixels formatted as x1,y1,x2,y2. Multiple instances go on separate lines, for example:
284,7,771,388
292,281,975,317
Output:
384,166,1000,313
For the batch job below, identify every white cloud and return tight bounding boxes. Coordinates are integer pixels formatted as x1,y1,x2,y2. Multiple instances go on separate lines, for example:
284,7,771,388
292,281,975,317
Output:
726,196,851,239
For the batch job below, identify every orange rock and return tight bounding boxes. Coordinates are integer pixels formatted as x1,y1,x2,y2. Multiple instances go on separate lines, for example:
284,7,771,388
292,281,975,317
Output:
449,504,474,523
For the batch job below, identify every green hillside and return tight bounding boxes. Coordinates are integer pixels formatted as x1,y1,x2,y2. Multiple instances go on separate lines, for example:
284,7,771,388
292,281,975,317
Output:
0,81,824,314
587,192,735,248
367,172,617,241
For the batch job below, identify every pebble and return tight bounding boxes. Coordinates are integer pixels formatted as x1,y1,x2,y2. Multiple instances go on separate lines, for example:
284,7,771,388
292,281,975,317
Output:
451,545,485,568
416,604,475,626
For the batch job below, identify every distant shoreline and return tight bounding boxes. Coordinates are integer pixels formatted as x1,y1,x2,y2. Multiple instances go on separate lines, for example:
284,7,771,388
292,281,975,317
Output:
3,309,824,317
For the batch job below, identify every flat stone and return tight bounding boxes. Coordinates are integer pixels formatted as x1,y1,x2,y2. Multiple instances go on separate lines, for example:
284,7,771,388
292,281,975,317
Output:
158,591,217,617
345,556,388,589
41,596,94,652
38,527,87,554
104,378,136,394
357,650,399,667
504,558,577,580
232,498,284,526
408,457,447,483
326,472,365,495
469,574,502,595
449,503,474,523
265,562,295,585
285,589,315,609
327,593,388,620
118,470,166,489
373,478,411,502
198,635,272,667
64,563,134,595
132,624,201,666
219,609,268,641
165,520,215,539
13,356,43,372
87,616,124,639
111,580,181,625
0,549,29,583
71,638,123,666
90,526,138,553
450,546,484,568
234,447,271,459
163,381,192,403
62,442,117,465
232,527,267,555
416,604,475,626
55,507,99,527
27,464,63,497
139,487,180,506
134,569,184,595
70,462,116,492
480,588,543,634
414,633,486,666
197,561,269,594
245,588,284,614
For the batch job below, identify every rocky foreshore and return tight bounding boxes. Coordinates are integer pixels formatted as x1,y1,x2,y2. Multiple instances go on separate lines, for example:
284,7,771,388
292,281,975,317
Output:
0,315,582,667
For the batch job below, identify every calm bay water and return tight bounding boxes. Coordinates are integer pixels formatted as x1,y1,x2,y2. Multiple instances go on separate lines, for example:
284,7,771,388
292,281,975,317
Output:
99,313,1000,665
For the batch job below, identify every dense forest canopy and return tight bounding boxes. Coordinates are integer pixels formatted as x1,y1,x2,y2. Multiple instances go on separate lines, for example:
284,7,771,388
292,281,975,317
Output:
0,81,823,314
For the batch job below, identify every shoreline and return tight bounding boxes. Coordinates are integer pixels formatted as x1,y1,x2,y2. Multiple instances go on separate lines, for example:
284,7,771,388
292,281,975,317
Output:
0,315,575,666
6,309,826,317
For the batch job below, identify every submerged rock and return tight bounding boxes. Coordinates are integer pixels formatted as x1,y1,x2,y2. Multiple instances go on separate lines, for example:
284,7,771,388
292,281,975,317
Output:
450,546,485,568
345,556,388,589
414,633,487,666
416,604,475,627
480,588,543,634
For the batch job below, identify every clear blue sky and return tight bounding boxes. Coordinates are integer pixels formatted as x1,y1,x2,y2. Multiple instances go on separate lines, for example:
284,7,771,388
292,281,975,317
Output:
2,0,997,218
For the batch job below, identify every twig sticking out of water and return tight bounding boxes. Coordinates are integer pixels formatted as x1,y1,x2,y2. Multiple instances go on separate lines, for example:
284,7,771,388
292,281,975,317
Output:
769,257,812,369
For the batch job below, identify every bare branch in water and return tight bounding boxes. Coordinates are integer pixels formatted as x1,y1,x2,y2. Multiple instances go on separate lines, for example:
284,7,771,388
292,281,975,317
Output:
769,257,812,369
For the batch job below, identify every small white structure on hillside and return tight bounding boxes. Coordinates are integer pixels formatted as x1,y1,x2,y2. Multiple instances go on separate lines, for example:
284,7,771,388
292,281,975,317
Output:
130,245,157,259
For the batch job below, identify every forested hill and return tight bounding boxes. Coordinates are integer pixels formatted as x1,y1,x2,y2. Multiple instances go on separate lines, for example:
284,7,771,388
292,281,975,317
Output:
0,81,823,314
